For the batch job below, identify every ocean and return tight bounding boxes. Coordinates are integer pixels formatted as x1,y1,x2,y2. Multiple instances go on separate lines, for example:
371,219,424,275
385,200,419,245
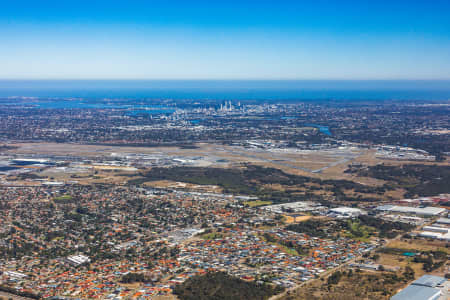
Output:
0,80,449,102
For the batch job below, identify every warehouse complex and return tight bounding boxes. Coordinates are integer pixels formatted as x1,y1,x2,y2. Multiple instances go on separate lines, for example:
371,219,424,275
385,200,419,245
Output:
391,275,449,300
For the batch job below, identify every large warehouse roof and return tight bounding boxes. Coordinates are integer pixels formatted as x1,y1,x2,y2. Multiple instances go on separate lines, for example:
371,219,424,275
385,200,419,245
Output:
412,275,447,288
376,205,446,216
391,275,447,300
390,285,441,300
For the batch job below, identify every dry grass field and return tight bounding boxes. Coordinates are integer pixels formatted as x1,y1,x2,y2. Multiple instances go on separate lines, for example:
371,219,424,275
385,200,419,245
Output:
281,270,407,300
386,239,450,254
283,215,311,224
144,180,223,192
377,238,450,278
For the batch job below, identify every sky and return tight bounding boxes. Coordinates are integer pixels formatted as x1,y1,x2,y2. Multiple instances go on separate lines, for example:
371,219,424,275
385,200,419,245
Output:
1,0,450,80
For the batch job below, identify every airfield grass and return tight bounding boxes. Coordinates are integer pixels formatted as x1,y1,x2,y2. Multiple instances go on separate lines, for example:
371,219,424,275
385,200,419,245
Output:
244,200,273,207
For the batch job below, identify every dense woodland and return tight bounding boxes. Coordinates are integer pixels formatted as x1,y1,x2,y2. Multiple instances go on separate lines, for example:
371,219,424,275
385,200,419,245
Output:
131,165,391,203
286,217,414,239
358,164,450,197
173,272,284,300
356,215,414,238
286,220,343,238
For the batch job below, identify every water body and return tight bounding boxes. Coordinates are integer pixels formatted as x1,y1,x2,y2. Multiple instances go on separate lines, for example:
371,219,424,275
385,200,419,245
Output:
11,160,55,166
1,98,175,111
0,166,20,172
1,97,177,115
0,80,449,100
305,124,332,136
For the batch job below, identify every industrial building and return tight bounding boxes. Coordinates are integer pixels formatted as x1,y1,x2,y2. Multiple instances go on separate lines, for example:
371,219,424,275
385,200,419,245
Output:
391,275,448,300
436,218,450,225
418,219,450,241
376,205,446,216
262,201,323,214
3,271,27,280
328,207,365,218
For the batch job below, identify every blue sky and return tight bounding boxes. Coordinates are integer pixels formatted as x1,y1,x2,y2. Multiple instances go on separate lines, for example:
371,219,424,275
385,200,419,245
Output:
1,0,450,79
